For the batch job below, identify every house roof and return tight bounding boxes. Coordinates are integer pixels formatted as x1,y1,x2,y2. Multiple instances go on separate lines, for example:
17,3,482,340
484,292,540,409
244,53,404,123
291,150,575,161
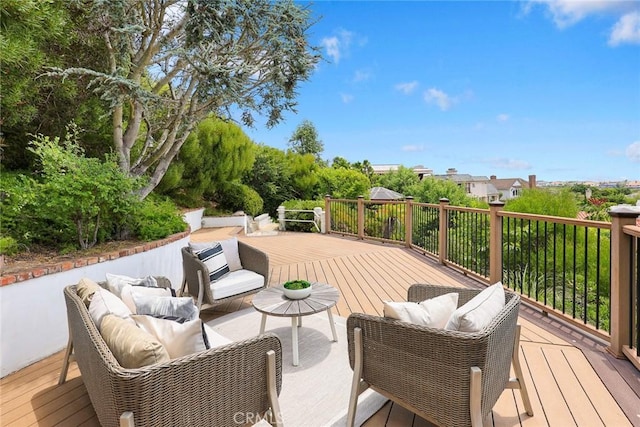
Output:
369,186,405,200
490,178,530,191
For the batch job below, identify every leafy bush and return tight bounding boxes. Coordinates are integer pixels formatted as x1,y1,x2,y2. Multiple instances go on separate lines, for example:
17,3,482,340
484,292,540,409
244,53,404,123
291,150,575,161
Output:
281,200,325,232
0,236,19,255
133,195,188,241
217,182,264,216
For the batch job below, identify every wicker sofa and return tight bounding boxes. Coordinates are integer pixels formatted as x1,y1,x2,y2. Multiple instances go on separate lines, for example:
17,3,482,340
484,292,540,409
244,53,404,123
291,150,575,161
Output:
181,239,269,310
59,279,283,427
346,284,533,427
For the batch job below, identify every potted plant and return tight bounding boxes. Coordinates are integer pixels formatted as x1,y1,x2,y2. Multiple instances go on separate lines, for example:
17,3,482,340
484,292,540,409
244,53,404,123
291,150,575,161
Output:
283,279,312,299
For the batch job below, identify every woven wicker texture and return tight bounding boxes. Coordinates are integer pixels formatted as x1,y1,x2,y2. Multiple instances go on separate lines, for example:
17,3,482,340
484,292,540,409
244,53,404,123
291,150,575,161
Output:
63,282,282,427
347,284,520,427
181,241,269,306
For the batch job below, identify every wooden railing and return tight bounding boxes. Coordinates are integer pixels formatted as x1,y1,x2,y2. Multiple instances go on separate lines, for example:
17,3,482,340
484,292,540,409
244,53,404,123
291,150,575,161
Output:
324,195,640,370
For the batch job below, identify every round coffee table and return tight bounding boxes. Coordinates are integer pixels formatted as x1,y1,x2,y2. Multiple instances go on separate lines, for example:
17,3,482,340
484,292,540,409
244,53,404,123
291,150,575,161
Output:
252,282,340,366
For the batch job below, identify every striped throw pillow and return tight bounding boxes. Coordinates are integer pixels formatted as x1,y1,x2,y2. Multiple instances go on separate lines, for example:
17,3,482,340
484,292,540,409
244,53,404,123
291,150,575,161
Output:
195,243,230,282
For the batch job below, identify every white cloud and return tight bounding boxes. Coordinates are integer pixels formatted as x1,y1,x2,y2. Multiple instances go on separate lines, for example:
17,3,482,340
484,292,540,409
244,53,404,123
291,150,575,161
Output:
424,88,454,111
626,141,640,162
489,158,532,170
524,1,640,45
321,29,355,64
340,93,354,104
395,81,419,95
402,145,424,152
609,11,640,46
353,69,372,83
497,114,510,122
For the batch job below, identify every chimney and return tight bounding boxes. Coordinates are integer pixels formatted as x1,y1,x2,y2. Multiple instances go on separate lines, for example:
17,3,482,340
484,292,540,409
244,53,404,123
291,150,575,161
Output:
490,175,496,180
528,174,536,188
446,168,457,175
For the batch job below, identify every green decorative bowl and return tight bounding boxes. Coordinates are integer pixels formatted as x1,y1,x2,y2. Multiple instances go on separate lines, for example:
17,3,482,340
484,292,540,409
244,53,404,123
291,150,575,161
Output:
283,280,312,299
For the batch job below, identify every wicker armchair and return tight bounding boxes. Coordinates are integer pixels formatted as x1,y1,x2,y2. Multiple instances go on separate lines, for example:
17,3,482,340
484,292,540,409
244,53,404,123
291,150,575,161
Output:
346,284,533,427
180,241,269,310
59,282,283,427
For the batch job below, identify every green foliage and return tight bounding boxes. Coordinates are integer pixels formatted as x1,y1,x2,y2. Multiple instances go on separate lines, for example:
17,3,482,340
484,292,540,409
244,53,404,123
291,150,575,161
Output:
217,182,264,217
281,200,325,232
50,0,320,198
412,176,474,206
133,195,188,241
288,120,324,164
243,145,295,216
287,152,320,200
0,236,19,256
316,168,370,200
158,118,256,206
503,188,579,217
373,166,420,196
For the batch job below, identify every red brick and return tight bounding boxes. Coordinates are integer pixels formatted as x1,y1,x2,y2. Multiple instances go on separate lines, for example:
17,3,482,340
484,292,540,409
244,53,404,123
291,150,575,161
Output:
16,272,33,282
74,259,87,268
134,246,145,254
109,252,120,260
1,275,17,286
119,250,129,257
98,255,110,262
47,265,62,274
86,257,99,265
31,268,47,278
60,261,74,271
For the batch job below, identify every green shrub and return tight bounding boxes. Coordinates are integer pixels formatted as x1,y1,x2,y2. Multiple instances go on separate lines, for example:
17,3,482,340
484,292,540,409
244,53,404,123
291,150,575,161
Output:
0,236,19,255
217,182,264,216
133,195,188,241
281,200,325,232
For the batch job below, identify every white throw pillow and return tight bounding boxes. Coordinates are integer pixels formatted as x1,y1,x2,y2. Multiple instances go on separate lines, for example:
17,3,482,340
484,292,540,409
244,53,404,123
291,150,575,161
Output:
445,282,506,332
132,294,199,321
190,238,243,272
88,288,134,331
133,315,209,359
194,243,230,281
120,285,173,313
105,273,158,298
384,292,459,328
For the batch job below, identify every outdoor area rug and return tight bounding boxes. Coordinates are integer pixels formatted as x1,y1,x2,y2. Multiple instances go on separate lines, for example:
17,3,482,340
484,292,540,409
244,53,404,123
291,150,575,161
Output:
207,308,388,427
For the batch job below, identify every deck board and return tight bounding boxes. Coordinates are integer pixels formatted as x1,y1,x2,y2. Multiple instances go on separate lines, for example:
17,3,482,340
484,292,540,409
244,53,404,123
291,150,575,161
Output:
1,231,637,427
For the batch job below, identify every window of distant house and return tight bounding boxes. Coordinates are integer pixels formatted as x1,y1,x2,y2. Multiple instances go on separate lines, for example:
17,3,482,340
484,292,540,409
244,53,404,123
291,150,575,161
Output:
512,188,520,197
465,183,471,193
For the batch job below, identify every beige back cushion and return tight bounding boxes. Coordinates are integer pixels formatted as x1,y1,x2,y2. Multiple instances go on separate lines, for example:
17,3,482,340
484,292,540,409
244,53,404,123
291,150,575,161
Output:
77,277,102,307
100,314,170,368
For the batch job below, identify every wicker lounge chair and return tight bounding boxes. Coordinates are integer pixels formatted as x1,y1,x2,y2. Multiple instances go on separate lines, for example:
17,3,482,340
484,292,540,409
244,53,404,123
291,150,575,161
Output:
59,279,283,427
180,241,269,310
346,284,533,427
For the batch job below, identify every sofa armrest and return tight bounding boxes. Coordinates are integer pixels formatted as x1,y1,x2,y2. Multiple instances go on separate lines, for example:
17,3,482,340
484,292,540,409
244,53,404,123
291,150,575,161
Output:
238,241,270,282
107,333,283,427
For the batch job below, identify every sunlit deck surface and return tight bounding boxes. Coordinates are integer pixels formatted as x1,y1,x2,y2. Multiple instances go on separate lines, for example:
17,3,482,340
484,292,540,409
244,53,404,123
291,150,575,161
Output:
2,229,639,426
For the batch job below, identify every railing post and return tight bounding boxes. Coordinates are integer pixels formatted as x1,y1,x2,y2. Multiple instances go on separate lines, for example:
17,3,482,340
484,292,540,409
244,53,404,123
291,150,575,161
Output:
277,205,286,231
405,196,414,248
357,196,365,240
489,201,505,284
438,198,450,265
314,207,325,233
324,195,332,234
607,205,639,359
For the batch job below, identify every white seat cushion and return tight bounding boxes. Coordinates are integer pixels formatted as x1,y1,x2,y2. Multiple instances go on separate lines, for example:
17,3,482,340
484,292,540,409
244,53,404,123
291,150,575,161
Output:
210,269,264,300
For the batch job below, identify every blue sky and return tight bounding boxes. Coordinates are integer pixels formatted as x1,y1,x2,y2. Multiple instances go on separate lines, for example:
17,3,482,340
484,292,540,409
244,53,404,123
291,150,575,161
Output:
244,0,640,183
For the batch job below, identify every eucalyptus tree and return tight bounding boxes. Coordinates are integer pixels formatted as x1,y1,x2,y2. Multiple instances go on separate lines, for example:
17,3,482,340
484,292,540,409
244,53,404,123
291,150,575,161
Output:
50,0,320,198
288,120,324,164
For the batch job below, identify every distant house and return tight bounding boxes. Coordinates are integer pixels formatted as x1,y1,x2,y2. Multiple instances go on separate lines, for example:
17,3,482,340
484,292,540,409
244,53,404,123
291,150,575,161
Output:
433,168,500,203
369,186,405,200
371,164,433,180
489,175,537,201
433,168,536,202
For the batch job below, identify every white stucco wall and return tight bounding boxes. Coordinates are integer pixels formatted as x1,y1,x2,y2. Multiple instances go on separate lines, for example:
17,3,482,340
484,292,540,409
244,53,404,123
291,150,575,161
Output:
202,215,247,228
182,208,205,232
0,234,189,378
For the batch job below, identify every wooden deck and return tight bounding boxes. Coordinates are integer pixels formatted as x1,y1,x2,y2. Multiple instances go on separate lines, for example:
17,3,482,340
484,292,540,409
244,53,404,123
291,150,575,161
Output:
2,230,639,426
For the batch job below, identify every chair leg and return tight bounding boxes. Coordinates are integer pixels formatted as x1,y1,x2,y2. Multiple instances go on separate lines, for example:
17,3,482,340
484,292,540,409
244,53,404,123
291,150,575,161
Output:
347,328,364,427
470,366,483,427
119,412,135,427
266,350,283,427
58,336,74,385
510,325,534,416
